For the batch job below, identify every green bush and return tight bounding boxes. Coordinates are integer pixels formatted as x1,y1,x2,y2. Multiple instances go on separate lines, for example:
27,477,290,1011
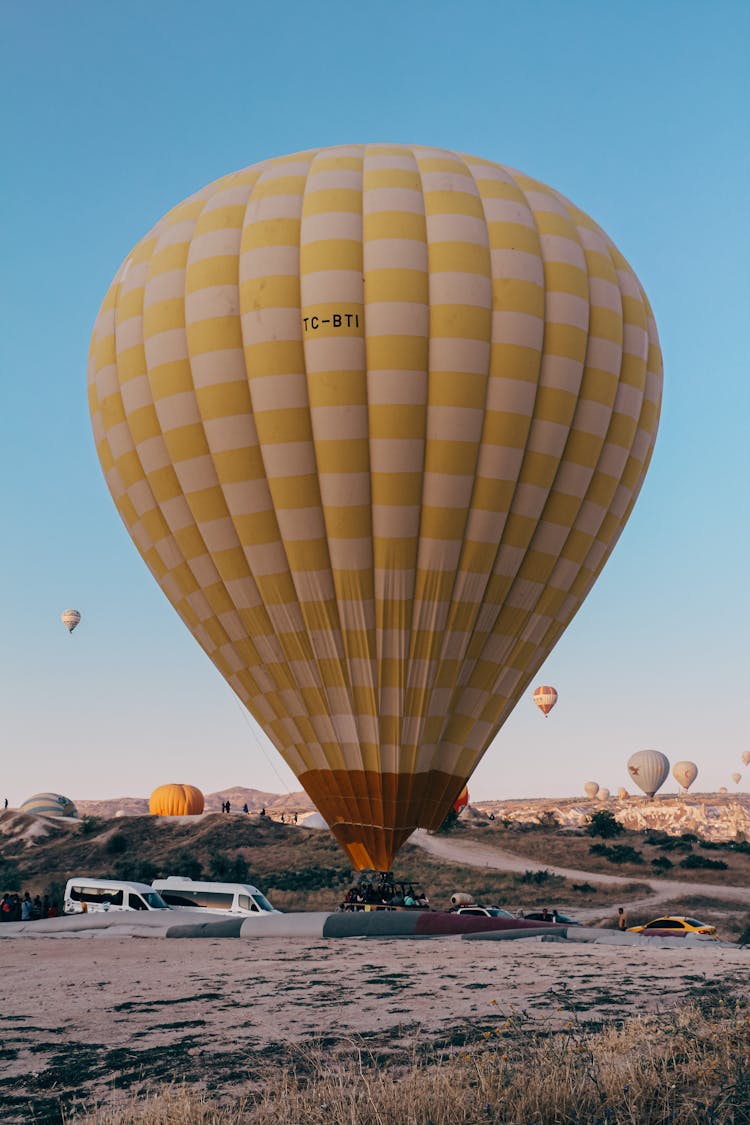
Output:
585,810,625,839
679,854,728,871
208,851,250,882
112,857,159,883
651,855,673,871
78,815,102,836
0,857,21,890
164,850,203,880
106,832,128,855
517,868,561,886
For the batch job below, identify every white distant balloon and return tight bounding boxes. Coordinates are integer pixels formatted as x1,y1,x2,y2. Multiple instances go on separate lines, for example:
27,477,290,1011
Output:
731,772,741,785
719,787,728,794
672,761,698,791
597,787,610,802
583,782,599,799
742,752,750,767
617,788,629,800
627,750,670,798
61,609,81,633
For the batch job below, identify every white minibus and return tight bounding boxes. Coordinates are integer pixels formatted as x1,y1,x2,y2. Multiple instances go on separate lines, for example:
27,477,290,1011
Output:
64,878,170,914
151,877,280,915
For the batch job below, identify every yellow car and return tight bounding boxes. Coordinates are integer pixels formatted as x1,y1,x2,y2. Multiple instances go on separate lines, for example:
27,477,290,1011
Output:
627,916,717,938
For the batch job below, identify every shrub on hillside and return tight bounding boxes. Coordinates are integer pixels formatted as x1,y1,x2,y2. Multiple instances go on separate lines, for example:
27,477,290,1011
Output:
106,832,128,855
679,854,728,871
0,858,21,890
208,851,250,882
164,850,203,880
588,843,644,864
111,857,159,883
517,868,561,887
78,815,101,836
651,855,674,871
585,810,624,839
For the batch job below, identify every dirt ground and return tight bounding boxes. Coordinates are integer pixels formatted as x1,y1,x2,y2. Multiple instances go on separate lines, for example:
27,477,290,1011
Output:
1,935,748,1122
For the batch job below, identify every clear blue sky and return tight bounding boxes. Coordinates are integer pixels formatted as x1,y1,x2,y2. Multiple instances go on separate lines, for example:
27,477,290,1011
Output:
1,1,748,805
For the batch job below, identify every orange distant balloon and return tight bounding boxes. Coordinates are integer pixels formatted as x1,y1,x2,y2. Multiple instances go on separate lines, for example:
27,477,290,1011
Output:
149,783,204,817
533,686,558,717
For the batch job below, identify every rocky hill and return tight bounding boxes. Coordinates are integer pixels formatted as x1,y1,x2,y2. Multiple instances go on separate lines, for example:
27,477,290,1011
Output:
73,787,314,818
474,794,750,841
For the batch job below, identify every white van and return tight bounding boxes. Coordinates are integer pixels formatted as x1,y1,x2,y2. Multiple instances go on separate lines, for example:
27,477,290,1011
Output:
64,878,170,914
151,876,280,915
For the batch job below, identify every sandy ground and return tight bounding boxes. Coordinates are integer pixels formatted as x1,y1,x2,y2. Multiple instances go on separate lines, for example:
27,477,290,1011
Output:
1,935,748,1120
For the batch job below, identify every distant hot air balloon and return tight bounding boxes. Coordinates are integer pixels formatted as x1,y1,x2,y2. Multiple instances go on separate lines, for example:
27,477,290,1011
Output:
627,750,670,798
20,792,77,817
742,752,750,767
719,787,728,794
617,788,629,799
453,787,469,815
672,761,698,792
149,784,204,817
61,609,81,634
731,772,742,785
597,787,610,802
532,686,559,718
88,144,662,872
584,782,599,800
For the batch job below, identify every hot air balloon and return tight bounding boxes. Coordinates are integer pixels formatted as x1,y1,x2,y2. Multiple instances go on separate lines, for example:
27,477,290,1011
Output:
149,783,204,816
719,787,728,794
61,609,81,633
742,752,750,767
532,685,558,718
583,782,599,799
627,750,669,798
597,787,610,802
453,787,469,815
88,144,662,872
672,761,698,792
731,772,742,785
617,788,629,799
20,793,77,817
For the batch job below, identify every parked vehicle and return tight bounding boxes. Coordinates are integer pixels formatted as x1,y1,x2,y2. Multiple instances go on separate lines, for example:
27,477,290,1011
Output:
64,878,169,914
523,910,579,925
627,915,717,938
453,905,515,919
151,877,280,915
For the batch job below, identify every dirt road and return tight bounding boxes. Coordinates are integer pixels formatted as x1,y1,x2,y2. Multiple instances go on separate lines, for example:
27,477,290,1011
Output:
411,830,750,919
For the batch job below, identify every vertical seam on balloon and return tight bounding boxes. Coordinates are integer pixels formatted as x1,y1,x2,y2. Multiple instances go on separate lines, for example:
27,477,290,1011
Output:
431,165,547,747
293,147,371,846
239,154,351,787
467,220,657,754
183,169,314,769
416,150,497,822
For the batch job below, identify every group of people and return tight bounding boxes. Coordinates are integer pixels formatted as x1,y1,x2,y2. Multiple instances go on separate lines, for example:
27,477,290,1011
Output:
342,874,429,910
1,891,58,921
220,801,298,822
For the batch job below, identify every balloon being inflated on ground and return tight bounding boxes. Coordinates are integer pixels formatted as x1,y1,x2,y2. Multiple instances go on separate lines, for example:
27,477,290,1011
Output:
88,144,662,871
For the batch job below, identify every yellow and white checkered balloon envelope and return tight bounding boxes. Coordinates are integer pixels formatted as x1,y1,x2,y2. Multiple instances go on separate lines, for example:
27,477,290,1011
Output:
89,145,662,871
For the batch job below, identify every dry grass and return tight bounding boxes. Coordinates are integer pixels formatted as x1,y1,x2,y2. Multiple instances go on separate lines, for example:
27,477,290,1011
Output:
460,820,750,886
2,812,639,913
67,1000,750,1124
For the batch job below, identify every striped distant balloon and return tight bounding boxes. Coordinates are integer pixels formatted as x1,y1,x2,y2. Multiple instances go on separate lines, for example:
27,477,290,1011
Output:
627,750,670,798
20,793,78,818
532,685,559,718
88,144,662,872
61,609,81,633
